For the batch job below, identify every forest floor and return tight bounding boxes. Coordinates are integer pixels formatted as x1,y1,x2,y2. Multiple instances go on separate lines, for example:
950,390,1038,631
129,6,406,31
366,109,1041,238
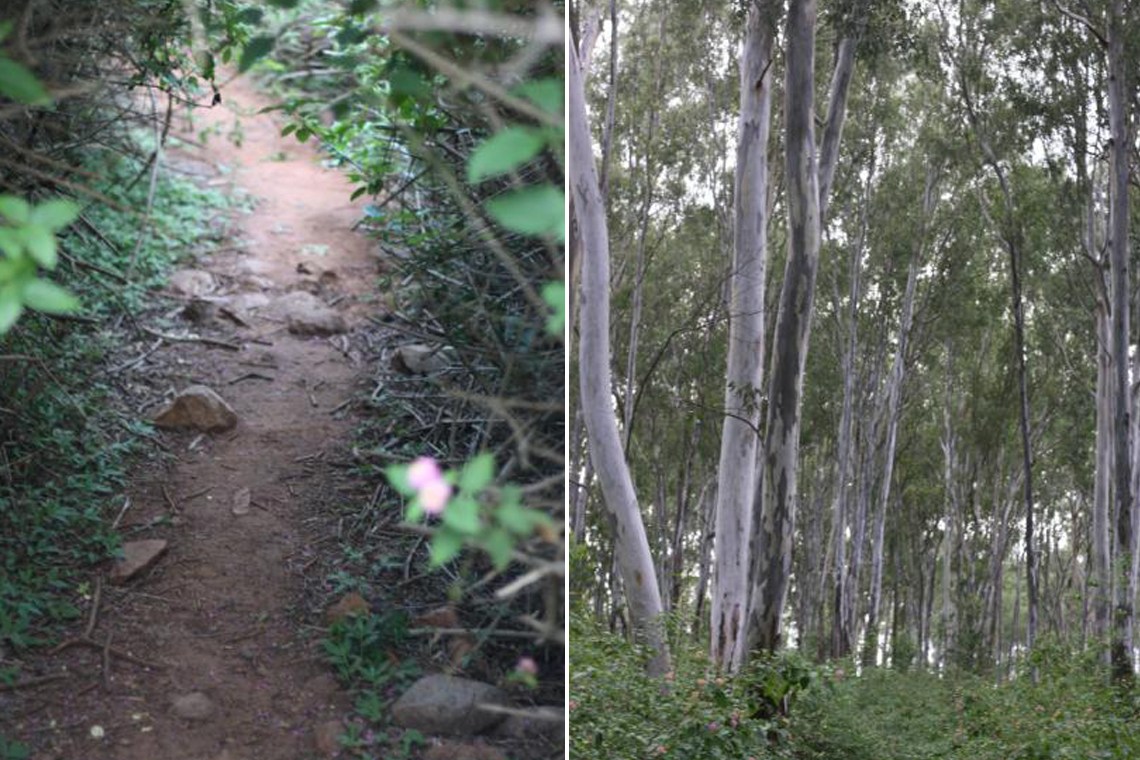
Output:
0,75,536,760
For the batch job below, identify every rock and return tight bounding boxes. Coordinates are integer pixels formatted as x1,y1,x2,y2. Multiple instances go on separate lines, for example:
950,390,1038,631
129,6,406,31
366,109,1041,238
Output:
490,708,563,739
415,606,459,629
272,291,347,336
392,344,449,375
168,269,216,297
423,741,507,760
109,539,168,585
224,292,270,313
324,593,370,626
313,719,344,757
171,691,214,721
153,385,238,433
182,298,218,325
392,675,510,735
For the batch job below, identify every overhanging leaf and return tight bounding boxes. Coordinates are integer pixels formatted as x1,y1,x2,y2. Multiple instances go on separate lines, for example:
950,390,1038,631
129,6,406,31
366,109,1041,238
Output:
458,453,494,493
0,58,49,105
467,127,545,183
486,185,564,240
21,278,78,314
238,35,276,73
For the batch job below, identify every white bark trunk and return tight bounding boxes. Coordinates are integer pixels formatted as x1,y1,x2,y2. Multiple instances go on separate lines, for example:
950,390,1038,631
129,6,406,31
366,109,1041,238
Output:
711,1,774,672
569,41,670,677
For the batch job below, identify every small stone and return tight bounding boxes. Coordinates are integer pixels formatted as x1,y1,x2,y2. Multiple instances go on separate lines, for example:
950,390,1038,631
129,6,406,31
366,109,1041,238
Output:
423,741,507,760
392,674,510,735
171,691,214,721
415,606,459,629
168,269,216,297
324,593,370,626
313,719,344,757
109,539,168,585
273,291,347,336
491,708,563,739
392,344,449,375
153,385,238,433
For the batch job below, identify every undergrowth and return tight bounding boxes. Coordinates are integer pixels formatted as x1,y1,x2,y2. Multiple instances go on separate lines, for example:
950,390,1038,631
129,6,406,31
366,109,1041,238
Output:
0,142,243,665
572,611,1140,760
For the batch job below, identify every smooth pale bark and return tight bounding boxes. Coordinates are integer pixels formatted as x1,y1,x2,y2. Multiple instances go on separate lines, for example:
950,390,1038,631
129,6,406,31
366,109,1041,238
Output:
939,362,960,670
746,0,822,655
569,407,587,543
745,0,860,656
1094,290,1113,659
692,479,716,636
711,1,774,672
829,232,863,659
569,42,670,677
1107,0,1133,685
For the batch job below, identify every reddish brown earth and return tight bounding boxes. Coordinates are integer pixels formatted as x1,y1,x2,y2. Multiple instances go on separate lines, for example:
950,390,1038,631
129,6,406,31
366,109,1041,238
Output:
6,74,381,759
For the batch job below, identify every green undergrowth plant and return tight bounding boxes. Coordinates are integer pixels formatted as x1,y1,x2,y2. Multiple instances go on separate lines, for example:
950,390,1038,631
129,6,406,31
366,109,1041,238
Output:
570,607,825,760
0,147,244,660
322,610,424,759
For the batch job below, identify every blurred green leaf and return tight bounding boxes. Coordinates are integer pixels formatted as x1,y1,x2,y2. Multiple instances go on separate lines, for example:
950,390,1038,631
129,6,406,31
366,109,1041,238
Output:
486,184,564,240
459,453,494,493
22,278,78,314
0,58,49,105
238,35,276,73
467,127,546,183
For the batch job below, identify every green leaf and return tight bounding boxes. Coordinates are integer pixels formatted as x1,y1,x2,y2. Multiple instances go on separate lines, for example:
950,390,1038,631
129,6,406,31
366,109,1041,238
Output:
30,199,78,232
428,528,464,567
482,528,514,570
266,0,301,7
22,278,78,314
0,196,31,224
486,185,564,241
0,227,21,258
467,127,545,183
238,35,276,73
459,453,495,493
280,123,297,137
385,464,415,497
348,0,378,14
19,224,55,269
442,494,481,534
387,68,430,99
236,7,264,25
0,21,13,43
513,78,563,115
0,58,49,105
0,284,24,333
542,280,565,336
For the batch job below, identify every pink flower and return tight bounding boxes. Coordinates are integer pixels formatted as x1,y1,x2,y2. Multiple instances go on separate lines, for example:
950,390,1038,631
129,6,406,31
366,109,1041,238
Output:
408,457,443,489
517,656,539,675
419,479,453,514
654,746,667,755
568,700,578,711
707,721,719,732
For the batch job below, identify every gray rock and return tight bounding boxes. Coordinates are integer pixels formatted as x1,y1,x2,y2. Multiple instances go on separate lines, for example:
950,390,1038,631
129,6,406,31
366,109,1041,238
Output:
153,385,238,433
168,269,216,297
108,539,168,585
393,344,450,375
392,675,509,736
490,708,563,739
171,691,214,721
272,291,347,336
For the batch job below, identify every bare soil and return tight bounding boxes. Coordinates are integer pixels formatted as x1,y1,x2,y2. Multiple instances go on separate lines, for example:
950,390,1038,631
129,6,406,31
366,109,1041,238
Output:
2,74,413,760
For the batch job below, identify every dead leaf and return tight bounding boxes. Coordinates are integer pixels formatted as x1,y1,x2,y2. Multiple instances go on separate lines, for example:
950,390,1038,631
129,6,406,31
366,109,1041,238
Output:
232,487,251,516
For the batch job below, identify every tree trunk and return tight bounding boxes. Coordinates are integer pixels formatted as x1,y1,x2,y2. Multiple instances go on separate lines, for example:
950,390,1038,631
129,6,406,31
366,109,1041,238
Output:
569,41,670,677
1107,0,1134,685
711,0,775,672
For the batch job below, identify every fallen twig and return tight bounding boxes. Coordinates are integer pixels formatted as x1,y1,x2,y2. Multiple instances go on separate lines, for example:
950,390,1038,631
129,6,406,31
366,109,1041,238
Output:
84,576,103,638
49,637,165,670
0,673,69,692
141,327,241,351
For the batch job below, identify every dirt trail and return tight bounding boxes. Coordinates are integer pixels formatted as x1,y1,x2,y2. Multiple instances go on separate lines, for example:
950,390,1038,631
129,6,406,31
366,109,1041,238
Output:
29,75,380,759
